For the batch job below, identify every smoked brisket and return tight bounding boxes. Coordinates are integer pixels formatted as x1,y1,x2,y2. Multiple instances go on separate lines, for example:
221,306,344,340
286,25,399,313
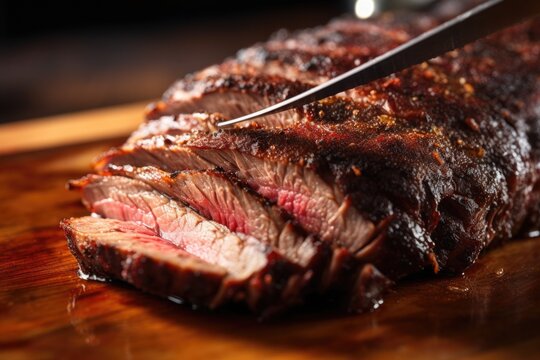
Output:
63,5,540,315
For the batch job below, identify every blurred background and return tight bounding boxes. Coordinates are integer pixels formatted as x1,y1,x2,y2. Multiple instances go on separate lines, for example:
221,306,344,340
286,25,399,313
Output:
0,0,439,123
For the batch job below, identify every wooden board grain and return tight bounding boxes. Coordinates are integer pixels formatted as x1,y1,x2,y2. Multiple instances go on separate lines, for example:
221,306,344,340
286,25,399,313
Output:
0,102,147,156
0,110,539,360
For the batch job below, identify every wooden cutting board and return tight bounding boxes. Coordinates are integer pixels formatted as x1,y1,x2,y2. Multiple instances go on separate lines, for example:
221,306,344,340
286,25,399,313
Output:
1,105,540,360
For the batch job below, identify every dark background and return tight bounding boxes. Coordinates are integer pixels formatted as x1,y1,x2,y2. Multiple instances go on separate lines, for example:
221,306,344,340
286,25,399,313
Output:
0,0,439,123
0,1,349,123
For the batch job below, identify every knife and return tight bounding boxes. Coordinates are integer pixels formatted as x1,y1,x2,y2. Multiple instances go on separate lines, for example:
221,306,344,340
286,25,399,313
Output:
217,0,540,128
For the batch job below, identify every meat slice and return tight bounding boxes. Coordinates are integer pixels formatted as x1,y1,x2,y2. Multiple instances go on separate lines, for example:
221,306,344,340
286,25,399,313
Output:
95,137,377,255
70,175,268,279
99,165,388,301
102,165,322,268
127,113,223,145
144,13,436,124
63,216,390,313
159,13,433,107
145,73,310,127
69,175,312,313
232,16,422,82
61,216,230,308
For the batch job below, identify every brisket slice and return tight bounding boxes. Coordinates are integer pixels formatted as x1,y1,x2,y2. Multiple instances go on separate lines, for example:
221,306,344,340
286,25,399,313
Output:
62,217,230,307
101,165,323,268
96,140,377,256
145,74,310,128
70,175,269,279
95,133,426,279
144,13,437,123
127,113,224,145
69,175,315,313
232,15,432,82
63,217,389,313
187,13,436,86
100,164,387,296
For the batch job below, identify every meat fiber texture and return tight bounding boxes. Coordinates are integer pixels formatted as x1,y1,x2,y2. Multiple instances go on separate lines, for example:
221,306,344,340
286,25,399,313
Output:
62,6,540,317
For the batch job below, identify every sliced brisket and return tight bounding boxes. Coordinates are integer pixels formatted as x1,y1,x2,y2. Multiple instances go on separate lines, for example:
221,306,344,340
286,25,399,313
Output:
145,74,310,128
62,216,230,307
96,139,377,255
101,165,322,268
69,175,316,314
63,5,540,315
127,113,223,145
98,165,385,298
144,13,437,124
70,175,270,279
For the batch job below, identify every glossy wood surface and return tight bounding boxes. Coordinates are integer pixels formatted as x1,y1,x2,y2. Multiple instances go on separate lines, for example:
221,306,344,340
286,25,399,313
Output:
0,103,146,155
1,110,539,359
